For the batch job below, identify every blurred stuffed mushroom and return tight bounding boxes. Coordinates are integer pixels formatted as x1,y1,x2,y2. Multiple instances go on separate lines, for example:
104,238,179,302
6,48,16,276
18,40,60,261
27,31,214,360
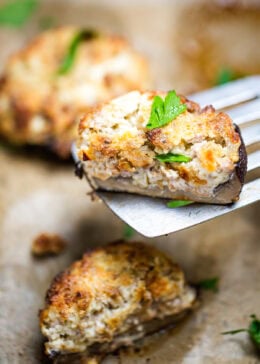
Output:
0,26,151,158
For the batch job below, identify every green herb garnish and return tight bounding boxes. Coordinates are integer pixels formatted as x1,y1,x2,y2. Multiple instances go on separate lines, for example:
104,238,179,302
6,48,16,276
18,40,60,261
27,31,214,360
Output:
0,0,38,28
216,68,235,85
123,224,135,239
197,277,219,292
57,29,98,75
215,67,245,86
146,90,187,130
167,200,193,208
156,153,191,163
222,315,260,350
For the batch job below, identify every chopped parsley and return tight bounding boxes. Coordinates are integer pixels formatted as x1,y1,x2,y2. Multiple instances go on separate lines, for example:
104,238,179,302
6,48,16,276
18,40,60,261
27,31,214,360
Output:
197,277,219,292
167,200,193,208
222,314,260,350
215,68,244,85
0,0,38,27
146,90,187,130
156,153,191,163
57,29,98,75
123,224,135,239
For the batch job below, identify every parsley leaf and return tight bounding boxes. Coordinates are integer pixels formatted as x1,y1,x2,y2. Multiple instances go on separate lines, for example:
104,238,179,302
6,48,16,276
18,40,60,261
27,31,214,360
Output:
0,0,38,28
215,68,244,85
146,90,187,130
216,68,234,85
156,153,191,163
222,314,260,350
167,200,193,208
249,315,260,347
164,90,187,124
197,277,219,292
57,29,98,75
123,224,135,239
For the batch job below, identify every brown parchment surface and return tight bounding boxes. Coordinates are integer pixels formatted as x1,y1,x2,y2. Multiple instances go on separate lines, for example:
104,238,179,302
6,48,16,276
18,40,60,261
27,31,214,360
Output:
0,1,259,363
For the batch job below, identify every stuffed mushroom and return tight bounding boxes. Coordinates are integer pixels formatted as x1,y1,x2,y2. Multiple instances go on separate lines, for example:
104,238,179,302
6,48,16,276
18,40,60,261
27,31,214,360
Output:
77,90,247,204
40,241,196,360
0,27,150,158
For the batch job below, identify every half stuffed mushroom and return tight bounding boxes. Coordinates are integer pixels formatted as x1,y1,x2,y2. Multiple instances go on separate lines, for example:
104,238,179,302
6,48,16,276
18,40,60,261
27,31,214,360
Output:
77,90,247,204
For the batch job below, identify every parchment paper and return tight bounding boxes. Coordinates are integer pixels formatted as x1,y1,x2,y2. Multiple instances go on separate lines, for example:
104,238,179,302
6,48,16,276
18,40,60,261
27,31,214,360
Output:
0,1,259,363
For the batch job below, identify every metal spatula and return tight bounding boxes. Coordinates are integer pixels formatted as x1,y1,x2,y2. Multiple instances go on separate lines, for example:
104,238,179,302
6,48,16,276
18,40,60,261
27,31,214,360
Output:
72,76,260,237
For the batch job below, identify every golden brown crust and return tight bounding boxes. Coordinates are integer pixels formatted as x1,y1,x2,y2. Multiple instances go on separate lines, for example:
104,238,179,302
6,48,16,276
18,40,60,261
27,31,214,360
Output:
40,241,196,356
43,241,183,318
0,27,150,157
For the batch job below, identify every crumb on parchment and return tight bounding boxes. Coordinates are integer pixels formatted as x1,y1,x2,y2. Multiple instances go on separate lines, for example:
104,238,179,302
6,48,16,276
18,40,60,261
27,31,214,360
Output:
31,233,67,257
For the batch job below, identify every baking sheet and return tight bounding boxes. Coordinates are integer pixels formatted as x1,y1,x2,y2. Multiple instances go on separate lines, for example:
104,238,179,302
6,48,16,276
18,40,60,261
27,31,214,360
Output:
0,1,260,363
